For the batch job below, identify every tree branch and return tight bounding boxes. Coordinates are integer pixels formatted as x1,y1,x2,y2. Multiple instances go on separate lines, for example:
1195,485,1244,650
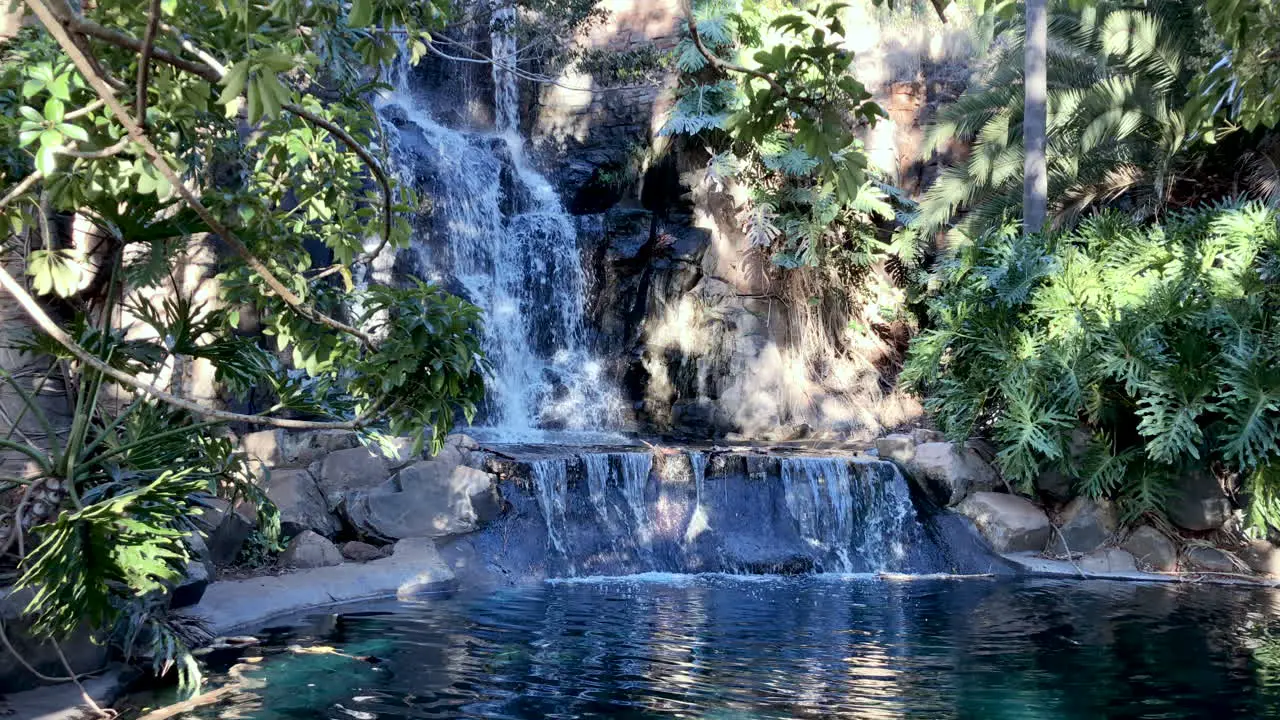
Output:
685,5,785,97
27,0,375,348
0,171,43,212
282,102,394,261
134,0,162,128
0,259,378,430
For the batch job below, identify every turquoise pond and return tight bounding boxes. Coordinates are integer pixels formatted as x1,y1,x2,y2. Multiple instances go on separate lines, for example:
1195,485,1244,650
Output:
132,575,1280,719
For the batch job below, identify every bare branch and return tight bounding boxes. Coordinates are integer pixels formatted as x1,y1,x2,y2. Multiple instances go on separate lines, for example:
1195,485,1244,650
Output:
0,171,43,212
26,0,375,348
135,0,162,127
64,13,221,83
58,137,131,159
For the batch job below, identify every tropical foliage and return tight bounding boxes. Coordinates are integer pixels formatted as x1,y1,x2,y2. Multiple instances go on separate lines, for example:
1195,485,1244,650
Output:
915,0,1213,240
0,0,487,692
903,202,1280,531
663,0,923,275
915,0,1280,242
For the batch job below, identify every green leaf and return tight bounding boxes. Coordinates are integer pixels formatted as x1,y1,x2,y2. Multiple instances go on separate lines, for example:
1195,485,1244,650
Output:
26,249,86,297
57,123,88,143
348,0,373,28
218,61,249,107
35,142,59,176
43,97,65,123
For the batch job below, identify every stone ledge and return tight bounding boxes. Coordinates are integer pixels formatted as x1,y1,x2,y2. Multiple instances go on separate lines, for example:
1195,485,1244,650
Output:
6,667,124,720
1002,551,1280,587
177,538,455,634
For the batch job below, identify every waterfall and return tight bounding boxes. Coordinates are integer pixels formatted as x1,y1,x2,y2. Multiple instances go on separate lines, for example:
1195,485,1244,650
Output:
579,452,655,547
377,39,624,439
779,457,920,572
527,451,928,577
489,2,519,134
689,452,707,505
530,459,570,557
582,453,612,526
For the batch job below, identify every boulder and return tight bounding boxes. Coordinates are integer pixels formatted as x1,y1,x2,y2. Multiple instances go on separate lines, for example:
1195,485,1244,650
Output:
1167,469,1233,531
193,497,255,566
240,429,359,470
875,434,916,465
279,531,343,569
170,531,214,609
955,491,1052,552
0,587,107,688
1079,548,1138,574
1238,539,1280,577
1121,526,1178,572
1034,470,1074,504
345,459,500,540
911,428,947,445
1033,428,1091,503
262,468,340,538
1046,497,1117,556
341,541,387,563
1184,545,1238,573
171,554,212,609
316,447,394,511
905,442,1000,507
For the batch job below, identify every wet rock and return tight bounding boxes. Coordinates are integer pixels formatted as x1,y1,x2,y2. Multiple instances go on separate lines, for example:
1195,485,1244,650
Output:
1184,545,1238,573
955,492,1051,553
1167,469,1233,531
316,447,393,511
1079,548,1138,574
345,458,501,540
1238,540,1280,577
279,531,343,569
1046,497,1117,556
241,429,359,470
340,541,385,563
905,442,1000,507
875,434,916,465
263,468,341,538
1121,526,1178,572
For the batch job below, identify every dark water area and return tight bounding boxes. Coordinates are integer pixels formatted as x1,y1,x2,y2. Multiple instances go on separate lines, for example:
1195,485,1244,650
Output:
132,576,1280,719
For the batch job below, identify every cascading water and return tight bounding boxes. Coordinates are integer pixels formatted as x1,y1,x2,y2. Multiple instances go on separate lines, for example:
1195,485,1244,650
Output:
489,2,519,134
376,36,625,439
529,458,570,557
526,450,928,576
779,457,920,572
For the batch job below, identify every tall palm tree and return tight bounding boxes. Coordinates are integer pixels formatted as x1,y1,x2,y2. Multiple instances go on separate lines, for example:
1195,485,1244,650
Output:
916,0,1208,242
1023,0,1048,232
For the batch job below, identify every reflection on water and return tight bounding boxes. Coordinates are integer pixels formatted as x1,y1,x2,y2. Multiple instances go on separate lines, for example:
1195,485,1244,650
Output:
133,576,1280,719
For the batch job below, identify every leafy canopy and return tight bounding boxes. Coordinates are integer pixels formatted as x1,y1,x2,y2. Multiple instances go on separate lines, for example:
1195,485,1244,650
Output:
903,202,1280,530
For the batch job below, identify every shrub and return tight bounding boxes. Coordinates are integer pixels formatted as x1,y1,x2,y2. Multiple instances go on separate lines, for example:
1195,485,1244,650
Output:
902,201,1280,530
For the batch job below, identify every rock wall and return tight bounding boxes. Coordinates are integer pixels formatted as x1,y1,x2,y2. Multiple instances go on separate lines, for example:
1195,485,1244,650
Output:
519,0,983,440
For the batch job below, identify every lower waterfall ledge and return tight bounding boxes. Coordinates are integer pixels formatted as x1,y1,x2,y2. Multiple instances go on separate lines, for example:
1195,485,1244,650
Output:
176,538,455,634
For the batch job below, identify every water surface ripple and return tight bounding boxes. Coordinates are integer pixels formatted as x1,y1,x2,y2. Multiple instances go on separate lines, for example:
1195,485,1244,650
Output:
150,576,1280,719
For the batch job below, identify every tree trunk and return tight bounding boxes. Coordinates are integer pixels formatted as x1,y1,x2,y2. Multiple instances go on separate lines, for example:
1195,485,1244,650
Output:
1022,0,1048,233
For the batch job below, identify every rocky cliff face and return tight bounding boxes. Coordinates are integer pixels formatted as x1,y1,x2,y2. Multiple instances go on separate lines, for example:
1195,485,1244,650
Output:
506,0,975,441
